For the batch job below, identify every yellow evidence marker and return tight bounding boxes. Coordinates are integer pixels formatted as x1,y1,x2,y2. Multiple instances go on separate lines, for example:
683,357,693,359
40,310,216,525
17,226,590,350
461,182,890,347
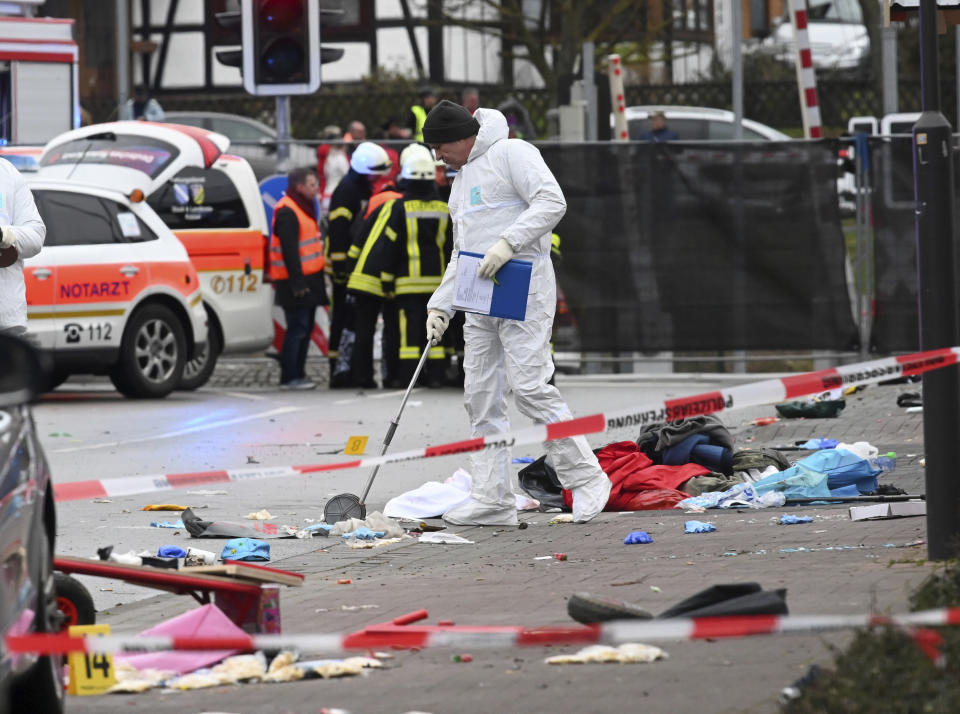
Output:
344,435,369,455
67,624,116,695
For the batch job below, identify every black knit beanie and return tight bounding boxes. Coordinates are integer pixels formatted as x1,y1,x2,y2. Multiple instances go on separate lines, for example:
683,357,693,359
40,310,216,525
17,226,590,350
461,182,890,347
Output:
422,100,480,144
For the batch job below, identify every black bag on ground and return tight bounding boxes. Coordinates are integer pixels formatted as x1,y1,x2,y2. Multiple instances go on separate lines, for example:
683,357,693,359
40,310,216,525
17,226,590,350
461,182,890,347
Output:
657,582,788,619
517,455,566,510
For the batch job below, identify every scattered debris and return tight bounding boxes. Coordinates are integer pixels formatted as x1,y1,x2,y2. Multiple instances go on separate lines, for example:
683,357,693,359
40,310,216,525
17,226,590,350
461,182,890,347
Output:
142,504,189,511
684,520,717,534
418,532,474,545
545,643,668,665
246,509,275,520
779,515,814,525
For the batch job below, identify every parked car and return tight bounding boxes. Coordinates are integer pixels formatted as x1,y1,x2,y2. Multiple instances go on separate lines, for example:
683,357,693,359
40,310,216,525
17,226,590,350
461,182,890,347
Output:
757,0,869,72
162,111,316,180
619,105,851,216
22,178,208,398
0,334,64,713
619,105,792,142
38,122,274,390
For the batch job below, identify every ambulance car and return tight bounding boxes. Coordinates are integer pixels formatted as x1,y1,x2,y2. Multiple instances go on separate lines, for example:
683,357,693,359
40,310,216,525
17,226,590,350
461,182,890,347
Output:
23,177,208,398
37,122,274,389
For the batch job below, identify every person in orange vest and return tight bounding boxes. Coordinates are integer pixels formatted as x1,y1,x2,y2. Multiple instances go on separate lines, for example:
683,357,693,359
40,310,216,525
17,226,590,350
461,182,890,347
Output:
269,167,327,390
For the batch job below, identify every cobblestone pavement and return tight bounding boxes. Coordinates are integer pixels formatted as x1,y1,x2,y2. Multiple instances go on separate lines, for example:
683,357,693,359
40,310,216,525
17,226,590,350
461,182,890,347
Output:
69,365,936,714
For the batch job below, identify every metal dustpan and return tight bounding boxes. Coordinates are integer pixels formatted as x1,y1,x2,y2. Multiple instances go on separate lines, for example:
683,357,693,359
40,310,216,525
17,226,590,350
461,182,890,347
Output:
323,345,432,524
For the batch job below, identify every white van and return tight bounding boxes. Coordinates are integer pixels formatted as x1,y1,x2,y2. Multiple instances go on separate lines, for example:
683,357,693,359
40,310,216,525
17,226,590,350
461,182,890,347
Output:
758,0,868,71
38,122,274,389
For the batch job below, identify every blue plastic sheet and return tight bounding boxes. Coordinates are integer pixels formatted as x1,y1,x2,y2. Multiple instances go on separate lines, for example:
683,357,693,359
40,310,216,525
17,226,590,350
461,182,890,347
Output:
685,520,717,534
779,514,813,525
150,520,184,529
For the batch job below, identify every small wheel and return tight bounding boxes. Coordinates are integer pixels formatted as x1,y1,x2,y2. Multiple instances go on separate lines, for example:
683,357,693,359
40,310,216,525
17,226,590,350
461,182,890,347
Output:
11,514,65,713
110,303,186,398
179,320,221,391
54,573,95,630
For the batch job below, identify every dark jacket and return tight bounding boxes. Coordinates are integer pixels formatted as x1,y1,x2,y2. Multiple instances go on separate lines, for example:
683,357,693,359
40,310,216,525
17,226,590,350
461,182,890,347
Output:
326,169,372,284
273,205,329,308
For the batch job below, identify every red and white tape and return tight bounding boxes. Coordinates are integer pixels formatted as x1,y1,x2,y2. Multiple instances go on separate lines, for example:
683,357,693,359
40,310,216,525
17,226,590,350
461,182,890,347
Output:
788,0,823,139
54,347,959,503
8,607,960,656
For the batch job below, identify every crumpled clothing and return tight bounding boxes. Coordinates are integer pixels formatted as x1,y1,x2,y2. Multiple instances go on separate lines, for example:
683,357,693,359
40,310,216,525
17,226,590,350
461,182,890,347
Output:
654,415,734,451
780,514,814,525
684,520,717,534
559,441,704,513
677,482,786,511
142,504,189,511
330,511,405,539
624,530,654,544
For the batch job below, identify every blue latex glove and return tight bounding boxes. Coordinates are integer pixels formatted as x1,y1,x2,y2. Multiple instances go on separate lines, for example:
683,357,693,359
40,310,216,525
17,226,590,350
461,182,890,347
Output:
800,438,839,449
624,530,654,545
304,523,333,534
684,520,717,534
780,514,814,525
342,527,386,540
158,545,188,558
150,520,184,528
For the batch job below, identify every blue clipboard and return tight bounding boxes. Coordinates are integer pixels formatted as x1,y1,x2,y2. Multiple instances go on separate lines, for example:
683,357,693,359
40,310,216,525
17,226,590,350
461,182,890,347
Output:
454,250,532,321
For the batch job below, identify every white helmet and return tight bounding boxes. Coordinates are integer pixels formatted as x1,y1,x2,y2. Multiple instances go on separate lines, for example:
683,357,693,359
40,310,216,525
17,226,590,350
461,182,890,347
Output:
400,144,437,181
350,142,392,175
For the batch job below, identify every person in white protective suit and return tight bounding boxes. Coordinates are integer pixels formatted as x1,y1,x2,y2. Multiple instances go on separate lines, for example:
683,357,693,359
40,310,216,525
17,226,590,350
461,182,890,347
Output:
422,100,612,526
0,158,46,337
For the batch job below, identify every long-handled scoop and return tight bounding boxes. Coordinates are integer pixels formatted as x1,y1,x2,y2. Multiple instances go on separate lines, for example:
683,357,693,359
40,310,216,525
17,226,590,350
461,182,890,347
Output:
323,344,433,524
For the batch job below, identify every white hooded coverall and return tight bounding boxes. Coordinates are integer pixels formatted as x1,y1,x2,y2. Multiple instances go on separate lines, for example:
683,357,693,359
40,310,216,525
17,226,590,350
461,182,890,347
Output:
0,158,46,335
427,108,610,524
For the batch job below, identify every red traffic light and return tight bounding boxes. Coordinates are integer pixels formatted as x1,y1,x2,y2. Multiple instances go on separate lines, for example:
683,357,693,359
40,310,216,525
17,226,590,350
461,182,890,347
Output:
259,0,303,31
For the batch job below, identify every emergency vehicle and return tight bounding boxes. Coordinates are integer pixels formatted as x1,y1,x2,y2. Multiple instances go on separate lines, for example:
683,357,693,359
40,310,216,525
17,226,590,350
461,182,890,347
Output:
36,122,274,389
0,15,80,145
23,178,208,398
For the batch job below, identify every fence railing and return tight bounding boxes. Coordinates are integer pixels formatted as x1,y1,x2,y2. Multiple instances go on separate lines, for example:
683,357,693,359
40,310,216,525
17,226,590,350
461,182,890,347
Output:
84,78,935,141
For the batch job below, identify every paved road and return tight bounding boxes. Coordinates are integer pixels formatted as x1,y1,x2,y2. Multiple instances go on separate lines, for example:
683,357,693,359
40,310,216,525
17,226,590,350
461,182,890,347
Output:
41,359,932,714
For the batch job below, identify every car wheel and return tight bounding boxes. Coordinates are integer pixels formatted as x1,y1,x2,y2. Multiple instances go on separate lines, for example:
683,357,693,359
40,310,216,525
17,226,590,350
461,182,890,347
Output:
10,517,65,713
109,303,186,398
178,321,221,391
54,573,96,630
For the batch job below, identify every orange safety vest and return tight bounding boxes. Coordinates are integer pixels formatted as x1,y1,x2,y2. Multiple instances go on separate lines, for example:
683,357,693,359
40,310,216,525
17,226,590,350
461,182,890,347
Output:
365,189,402,219
269,195,325,281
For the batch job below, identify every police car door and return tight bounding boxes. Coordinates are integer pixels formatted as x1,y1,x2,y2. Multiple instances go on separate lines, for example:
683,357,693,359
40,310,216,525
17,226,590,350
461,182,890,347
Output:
32,189,151,352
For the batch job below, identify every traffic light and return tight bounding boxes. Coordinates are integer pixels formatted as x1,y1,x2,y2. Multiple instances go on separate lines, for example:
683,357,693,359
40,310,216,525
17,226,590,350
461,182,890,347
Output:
242,0,320,96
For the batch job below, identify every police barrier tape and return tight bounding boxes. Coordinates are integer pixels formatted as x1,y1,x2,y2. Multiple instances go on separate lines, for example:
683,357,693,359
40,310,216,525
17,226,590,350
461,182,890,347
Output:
52,347,960,503
8,607,960,655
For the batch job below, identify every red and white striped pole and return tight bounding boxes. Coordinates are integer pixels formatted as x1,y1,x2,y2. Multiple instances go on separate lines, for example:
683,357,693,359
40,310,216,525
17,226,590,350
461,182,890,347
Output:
788,0,823,139
608,54,628,142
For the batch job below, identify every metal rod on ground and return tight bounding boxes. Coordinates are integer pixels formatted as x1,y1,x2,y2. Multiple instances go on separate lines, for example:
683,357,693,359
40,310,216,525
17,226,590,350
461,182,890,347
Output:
358,345,433,505
323,344,434,524
785,494,924,504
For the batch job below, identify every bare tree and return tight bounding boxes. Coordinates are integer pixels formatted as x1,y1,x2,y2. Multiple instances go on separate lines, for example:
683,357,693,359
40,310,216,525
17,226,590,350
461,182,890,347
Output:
436,0,653,99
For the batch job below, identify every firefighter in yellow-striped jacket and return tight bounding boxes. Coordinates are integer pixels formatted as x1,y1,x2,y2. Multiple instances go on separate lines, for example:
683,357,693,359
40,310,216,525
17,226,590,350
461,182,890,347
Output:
351,145,452,388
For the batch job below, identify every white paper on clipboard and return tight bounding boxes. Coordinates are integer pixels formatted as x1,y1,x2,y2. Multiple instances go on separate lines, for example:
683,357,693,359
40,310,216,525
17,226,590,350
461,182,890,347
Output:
452,252,494,313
